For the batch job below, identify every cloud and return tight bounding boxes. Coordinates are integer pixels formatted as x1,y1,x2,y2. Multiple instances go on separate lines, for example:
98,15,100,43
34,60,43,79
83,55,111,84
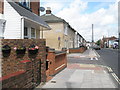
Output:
40,0,67,15
56,0,118,41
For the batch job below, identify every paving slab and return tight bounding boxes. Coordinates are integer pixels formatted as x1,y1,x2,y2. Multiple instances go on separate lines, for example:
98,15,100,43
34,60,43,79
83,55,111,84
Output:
40,66,116,88
36,49,117,88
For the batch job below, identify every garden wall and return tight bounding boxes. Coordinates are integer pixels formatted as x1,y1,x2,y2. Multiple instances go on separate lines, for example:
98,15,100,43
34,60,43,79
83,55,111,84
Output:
69,47,87,53
0,39,46,88
46,49,67,81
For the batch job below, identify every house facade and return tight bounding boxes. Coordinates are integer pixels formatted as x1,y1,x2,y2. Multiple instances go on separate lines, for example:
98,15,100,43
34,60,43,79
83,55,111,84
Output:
0,0,50,39
74,32,86,48
41,8,76,50
0,0,5,38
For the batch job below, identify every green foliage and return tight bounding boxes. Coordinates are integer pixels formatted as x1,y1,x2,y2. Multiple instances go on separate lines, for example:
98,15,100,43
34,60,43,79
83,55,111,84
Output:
96,39,101,46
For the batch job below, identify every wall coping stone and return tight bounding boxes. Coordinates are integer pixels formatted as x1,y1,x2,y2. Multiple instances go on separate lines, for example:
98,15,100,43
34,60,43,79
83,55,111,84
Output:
0,71,26,81
20,60,31,63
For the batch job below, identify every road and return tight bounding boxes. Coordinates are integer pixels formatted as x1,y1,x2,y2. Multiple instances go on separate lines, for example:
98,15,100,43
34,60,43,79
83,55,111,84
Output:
96,48,118,77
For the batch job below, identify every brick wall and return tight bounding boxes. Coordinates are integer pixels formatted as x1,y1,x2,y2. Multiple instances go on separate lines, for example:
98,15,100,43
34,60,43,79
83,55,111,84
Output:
0,39,46,88
46,49,67,81
69,47,87,53
0,0,4,14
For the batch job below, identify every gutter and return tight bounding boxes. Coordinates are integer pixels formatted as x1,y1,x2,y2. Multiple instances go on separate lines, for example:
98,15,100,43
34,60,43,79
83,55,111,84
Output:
23,16,51,30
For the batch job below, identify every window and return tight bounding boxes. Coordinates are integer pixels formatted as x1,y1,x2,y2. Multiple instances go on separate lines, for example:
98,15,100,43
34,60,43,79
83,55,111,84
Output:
31,28,36,39
24,27,29,39
64,24,68,35
19,0,30,8
24,27,36,39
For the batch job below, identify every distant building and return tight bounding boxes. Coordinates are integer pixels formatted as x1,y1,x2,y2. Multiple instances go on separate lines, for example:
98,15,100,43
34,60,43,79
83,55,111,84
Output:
75,32,86,47
101,36,117,48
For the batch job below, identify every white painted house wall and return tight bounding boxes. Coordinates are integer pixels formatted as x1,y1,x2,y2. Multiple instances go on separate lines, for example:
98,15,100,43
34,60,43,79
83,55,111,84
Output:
0,13,4,19
4,0,22,39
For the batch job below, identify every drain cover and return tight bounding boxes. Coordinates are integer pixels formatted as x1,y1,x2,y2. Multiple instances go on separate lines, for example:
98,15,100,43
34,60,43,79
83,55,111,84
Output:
51,81,56,83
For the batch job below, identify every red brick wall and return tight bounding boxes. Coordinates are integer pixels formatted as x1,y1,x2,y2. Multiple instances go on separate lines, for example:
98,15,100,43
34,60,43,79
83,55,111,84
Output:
1,39,46,88
69,47,87,53
54,53,67,74
30,1,40,15
46,50,67,81
0,0,4,14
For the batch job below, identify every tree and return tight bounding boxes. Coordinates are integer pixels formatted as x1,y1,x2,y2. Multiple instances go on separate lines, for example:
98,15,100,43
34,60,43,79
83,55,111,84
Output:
96,39,101,46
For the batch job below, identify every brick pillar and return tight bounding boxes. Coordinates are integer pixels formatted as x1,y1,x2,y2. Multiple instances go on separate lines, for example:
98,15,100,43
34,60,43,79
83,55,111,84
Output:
64,53,67,66
47,49,55,76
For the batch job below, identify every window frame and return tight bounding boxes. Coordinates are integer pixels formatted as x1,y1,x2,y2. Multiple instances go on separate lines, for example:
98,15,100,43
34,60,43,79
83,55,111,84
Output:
24,27,29,39
30,28,36,39
64,24,68,35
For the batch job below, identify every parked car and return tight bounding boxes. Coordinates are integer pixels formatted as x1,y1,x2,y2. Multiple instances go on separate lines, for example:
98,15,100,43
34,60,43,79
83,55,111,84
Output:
113,42,119,49
91,45,101,50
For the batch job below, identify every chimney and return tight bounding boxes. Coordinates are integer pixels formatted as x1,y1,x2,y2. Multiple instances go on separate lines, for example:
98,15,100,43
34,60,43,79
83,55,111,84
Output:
46,7,51,14
30,1,40,15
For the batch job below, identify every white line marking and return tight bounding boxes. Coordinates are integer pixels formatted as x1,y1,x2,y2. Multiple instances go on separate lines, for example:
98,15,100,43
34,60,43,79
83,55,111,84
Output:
103,70,106,74
94,50,100,57
108,67,113,72
111,73,120,84
106,67,120,84
95,57,98,60
91,58,93,60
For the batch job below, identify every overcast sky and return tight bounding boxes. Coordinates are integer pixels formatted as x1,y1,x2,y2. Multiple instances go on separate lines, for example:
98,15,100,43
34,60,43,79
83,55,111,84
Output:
40,0,119,42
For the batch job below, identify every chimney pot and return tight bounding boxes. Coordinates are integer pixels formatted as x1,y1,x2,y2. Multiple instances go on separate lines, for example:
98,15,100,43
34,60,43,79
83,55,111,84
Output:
46,7,51,14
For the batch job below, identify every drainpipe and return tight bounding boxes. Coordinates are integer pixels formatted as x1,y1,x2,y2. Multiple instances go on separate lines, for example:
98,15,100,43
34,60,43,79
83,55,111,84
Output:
21,17,24,39
0,19,6,39
42,27,43,39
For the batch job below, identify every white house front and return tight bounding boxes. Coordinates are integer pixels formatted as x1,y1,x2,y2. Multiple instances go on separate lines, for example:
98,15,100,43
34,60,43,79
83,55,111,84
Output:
3,0,50,39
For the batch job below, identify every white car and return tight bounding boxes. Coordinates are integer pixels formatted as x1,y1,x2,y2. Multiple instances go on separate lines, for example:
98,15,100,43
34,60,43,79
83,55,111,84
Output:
113,42,118,49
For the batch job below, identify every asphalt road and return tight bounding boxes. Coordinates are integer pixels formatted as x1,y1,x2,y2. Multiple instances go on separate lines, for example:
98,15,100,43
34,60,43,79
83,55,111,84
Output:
96,48,118,77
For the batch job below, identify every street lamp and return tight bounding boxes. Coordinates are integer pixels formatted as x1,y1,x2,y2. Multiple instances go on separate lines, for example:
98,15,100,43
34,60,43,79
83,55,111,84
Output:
92,24,94,47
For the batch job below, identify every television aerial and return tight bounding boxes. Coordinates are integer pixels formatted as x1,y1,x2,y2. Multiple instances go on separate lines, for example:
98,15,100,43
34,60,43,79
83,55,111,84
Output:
40,7,45,12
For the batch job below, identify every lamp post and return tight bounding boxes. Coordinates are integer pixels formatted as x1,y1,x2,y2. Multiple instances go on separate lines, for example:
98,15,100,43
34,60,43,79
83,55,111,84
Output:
92,24,94,47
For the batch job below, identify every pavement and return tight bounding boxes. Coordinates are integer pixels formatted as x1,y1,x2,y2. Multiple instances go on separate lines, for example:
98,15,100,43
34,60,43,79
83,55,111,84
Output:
36,49,117,88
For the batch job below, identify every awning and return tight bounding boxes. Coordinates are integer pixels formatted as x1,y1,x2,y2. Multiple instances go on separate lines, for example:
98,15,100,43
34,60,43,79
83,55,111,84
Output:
8,1,51,30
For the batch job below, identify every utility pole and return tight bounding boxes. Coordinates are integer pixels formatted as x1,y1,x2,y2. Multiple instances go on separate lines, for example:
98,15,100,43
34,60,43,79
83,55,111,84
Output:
92,24,94,46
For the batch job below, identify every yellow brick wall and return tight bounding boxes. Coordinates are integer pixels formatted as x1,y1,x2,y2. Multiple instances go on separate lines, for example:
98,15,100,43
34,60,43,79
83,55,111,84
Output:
43,22,75,50
43,22,64,50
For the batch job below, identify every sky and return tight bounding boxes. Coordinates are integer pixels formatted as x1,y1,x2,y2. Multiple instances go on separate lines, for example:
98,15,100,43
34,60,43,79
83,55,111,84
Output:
40,0,119,42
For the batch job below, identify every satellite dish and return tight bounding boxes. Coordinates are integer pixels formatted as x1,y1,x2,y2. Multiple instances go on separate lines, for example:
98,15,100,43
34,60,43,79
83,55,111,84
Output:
40,7,45,12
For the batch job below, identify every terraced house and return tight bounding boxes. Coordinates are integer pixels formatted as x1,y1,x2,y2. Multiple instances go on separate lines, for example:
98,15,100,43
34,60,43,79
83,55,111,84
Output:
41,7,76,50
